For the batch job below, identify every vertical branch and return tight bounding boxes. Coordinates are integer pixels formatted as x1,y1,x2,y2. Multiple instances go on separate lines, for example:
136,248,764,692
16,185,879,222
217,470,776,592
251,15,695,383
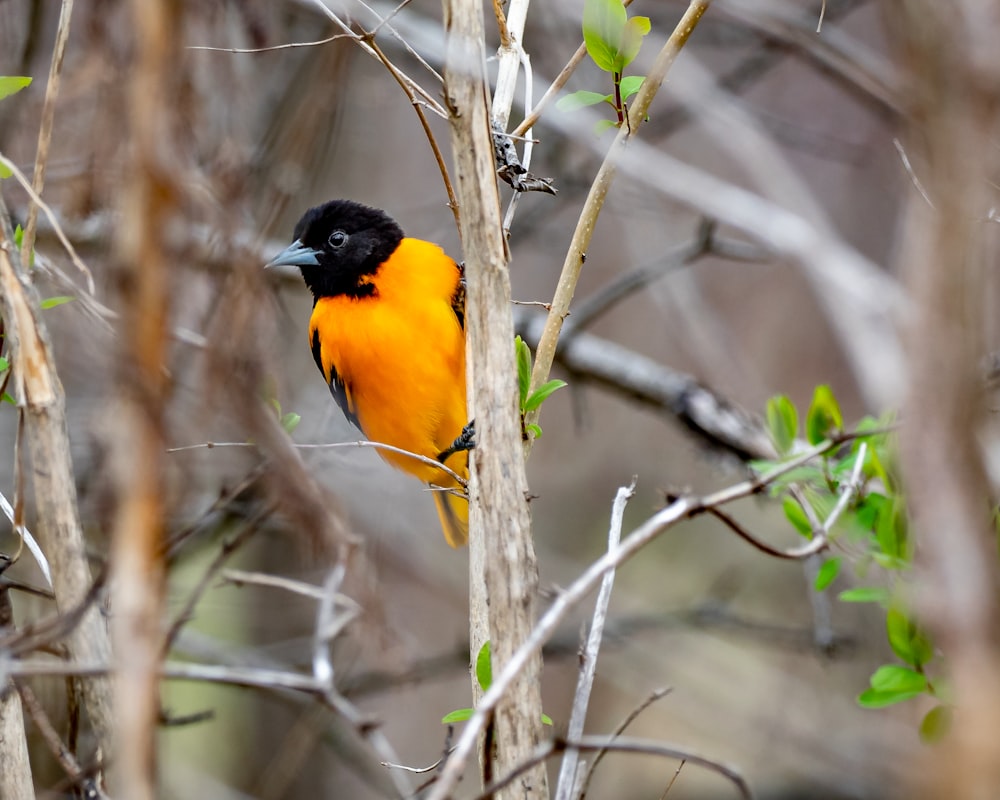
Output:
889,3,1000,798
0,576,34,800
524,0,711,446
441,0,547,796
109,0,180,796
0,204,114,761
20,0,75,265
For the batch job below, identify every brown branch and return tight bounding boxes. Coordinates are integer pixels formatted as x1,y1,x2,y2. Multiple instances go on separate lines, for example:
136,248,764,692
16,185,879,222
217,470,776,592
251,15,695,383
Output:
20,0,75,265
478,736,752,800
524,0,713,446
578,688,673,798
109,0,182,795
0,576,34,800
0,192,114,763
442,0,546,795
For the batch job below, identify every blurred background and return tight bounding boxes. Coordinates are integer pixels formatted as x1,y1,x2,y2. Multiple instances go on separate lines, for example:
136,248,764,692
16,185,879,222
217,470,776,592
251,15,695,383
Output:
0,0,979,797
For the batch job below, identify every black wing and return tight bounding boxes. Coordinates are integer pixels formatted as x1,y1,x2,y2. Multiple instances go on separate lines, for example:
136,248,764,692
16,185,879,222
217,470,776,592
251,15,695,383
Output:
311,328,361,431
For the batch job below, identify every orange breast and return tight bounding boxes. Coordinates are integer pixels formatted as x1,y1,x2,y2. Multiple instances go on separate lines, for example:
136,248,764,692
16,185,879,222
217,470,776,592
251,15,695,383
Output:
308,238,468,487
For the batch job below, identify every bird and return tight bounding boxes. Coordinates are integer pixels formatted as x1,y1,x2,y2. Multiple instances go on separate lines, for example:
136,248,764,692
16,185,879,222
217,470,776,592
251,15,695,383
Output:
267,199,472,547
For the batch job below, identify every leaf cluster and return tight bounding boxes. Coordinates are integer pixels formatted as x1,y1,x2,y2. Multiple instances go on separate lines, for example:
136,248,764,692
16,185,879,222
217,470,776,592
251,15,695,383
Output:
759,386,948,741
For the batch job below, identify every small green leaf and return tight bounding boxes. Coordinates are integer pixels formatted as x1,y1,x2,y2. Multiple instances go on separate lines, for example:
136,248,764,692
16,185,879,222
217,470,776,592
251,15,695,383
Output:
619,75,645,102
857,687,925,709
475,641,492,692
1,392,14,405
886,608,932,669
281,412,301,434
0,76,32,102
524,379,567,412
593,118,619,135
875,496,908,560
805,384,843,445
869,664,927,694
525,423,542,439
583,0,627,73
782,496,812,537
617,15,650,71
814,557,841,591
0,355,8,372
919,705,951,743
40,295,75,310
541,713,553,726
766,395,798,455
515,336,532,407
442,708,474,724
838,586,890,604
556,90,612,112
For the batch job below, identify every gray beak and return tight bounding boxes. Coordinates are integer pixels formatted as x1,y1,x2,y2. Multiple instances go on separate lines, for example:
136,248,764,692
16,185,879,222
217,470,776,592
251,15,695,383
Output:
266,240,321,268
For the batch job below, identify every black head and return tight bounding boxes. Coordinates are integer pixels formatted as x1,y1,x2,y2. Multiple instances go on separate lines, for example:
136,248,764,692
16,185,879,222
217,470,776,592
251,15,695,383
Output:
267,199,404,300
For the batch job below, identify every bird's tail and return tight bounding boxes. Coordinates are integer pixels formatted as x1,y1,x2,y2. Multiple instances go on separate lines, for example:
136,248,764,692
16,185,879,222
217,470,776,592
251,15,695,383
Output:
433,488,469,548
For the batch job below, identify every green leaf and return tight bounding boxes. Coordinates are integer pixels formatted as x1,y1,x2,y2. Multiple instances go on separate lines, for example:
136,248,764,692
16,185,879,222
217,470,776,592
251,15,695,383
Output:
515,336,532,407
869,664,927,694
525,423,542,439
593,118,619,135
782,496,812,537
40,295,75,310
475,641,492,692
0,76,32,102
280,412,301,434
557,90,612,112
765,395,797,455
583,0,627,73
541,713,553,726
814,557,841,591
838,586,890,604
617,15,650,71
875,496,908,560
886,608,933,669
0,355,8,372
1,392,14,405
919,706,951,743
442,708,474,724
524,379,567,412
805,384,843,445
857,687,925,709
619,75,645,102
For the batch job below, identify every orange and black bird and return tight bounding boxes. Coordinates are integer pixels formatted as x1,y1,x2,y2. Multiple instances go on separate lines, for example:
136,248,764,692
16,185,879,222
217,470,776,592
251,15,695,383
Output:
268,200,472,547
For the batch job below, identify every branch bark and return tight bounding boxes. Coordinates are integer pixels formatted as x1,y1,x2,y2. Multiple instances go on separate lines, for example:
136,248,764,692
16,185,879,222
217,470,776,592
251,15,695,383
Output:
887,3,1000,798
441,0,547,795
0,204,114,764
108,0,182,796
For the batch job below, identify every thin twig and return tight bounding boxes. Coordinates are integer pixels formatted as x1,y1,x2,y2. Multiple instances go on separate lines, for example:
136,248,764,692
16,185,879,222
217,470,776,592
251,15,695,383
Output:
893,137,935,209
524,1,712,449
478,736,752,800
21,0,75,265
165,438,467,487
578,688,673,798
555,479,636,800
0,154,94,292
510,0,637,139
188,34,352,53
220,568,359,606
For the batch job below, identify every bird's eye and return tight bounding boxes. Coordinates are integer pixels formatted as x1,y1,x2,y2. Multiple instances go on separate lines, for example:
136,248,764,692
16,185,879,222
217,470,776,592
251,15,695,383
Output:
328,230,349,249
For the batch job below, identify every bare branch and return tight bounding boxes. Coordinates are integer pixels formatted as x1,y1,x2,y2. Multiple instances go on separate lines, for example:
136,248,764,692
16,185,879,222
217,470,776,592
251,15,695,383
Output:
555,479,636,800
480,736,752,800
20,0,75,265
